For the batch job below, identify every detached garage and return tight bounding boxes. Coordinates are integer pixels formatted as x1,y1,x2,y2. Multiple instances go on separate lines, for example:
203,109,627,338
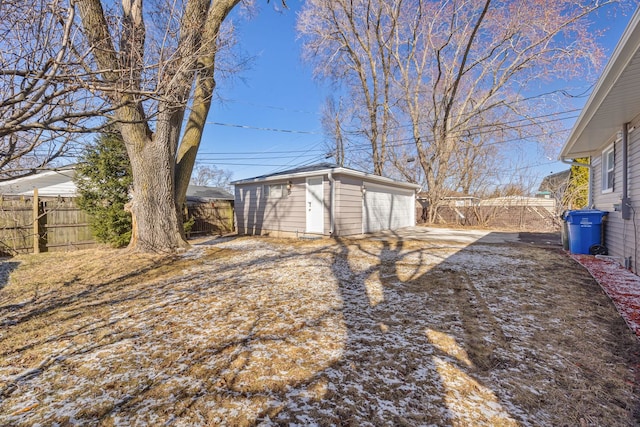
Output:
233,163,419,237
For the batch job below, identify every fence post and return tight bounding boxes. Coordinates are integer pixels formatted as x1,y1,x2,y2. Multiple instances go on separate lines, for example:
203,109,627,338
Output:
32,188,39,254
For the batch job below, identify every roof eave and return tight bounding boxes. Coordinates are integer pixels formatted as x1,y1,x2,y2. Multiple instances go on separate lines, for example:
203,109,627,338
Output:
560,7,640,159
232,166,420,189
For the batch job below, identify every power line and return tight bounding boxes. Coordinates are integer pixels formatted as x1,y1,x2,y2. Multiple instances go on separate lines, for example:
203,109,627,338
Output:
268,140,329,174
197,108,578,158
205,121,321,134
44,106,579,175
218,99,319,115
201,105,579,142
193,162,322,167
198,148,326,155
197,153,321,161
343,107,581,136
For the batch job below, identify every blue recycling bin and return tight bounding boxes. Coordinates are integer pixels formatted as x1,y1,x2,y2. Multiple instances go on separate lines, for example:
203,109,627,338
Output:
565,209,608,254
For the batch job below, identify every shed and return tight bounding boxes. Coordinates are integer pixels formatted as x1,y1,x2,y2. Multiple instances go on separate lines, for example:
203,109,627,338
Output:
184,185,235,236
232,163,419,237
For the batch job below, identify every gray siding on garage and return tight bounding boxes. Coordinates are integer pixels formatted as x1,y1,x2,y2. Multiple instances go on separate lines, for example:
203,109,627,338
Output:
322,177,331,234
334,174,364,236
235,178,307,235
234,167,417,237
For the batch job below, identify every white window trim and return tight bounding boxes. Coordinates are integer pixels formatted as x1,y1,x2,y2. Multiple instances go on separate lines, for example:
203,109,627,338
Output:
264,183,286,199
602,143,614,194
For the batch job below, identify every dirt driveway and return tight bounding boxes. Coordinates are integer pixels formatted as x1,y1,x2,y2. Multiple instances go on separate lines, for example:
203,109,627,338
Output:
0,227,638,426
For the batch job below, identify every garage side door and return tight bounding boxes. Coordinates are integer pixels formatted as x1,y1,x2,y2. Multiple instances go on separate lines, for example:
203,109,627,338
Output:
363,184,415,233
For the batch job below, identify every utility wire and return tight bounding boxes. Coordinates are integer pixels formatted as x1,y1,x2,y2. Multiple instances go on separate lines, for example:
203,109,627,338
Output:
205,121,320,134
218,99,318,115
342,107,581,136
197,153,322,161
268,140,329,174
191,108,579,158
197,107,579,145
42,106,581,174
198,148,327,155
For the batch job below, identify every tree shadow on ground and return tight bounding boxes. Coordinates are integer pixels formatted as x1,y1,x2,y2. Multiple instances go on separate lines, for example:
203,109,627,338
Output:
271,231,640,425
1,233,638,426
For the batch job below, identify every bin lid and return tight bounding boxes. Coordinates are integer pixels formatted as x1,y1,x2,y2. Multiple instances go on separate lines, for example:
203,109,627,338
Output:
566,209,608,222
567,209,607,214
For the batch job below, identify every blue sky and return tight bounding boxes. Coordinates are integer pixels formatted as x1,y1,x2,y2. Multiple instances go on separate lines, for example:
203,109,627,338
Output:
199,2,330,180
198,1,634,190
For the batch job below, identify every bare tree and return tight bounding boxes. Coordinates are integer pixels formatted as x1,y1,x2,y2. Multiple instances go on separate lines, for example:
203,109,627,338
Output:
321,97,348,167
298,0,401,175
72,0,285,252
1,0,284,251
0,0,107,180
298,0,631,222
190,164,233,190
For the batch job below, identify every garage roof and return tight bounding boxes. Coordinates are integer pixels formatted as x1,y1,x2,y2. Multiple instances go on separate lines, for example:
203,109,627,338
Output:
232,163,420,190
560,7,640,159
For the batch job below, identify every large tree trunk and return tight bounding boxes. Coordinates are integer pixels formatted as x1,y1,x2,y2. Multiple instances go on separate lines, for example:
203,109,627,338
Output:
122,113,188,252
175,0,240,207
127,137,188,252
76,0,249,252
175,67,215,208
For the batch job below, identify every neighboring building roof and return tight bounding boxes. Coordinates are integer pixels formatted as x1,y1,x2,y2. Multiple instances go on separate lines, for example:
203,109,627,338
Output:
232,163,420,189
186,185,234,202
0,167,233,201
0,167,77,197
561,7,640,158
537,170,570,193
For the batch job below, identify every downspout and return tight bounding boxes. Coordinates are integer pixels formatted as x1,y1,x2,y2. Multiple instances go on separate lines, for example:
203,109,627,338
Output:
561,157,593,208
621,122,631,220
328,169,335,235
621,123,633,271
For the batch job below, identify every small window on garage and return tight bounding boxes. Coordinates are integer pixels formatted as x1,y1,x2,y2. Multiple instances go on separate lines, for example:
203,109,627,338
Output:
602,144,614,193
264,183,285,198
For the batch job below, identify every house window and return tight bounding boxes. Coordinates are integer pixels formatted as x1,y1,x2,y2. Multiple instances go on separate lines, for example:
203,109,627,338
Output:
264,183,285,198
602,144,614,193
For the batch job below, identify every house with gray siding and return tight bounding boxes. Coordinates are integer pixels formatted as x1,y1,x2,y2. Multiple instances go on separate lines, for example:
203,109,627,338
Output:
560,7,640,273
232,163,419,237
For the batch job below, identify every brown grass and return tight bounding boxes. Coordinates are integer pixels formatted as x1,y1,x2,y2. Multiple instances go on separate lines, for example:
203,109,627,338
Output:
0,234,638,426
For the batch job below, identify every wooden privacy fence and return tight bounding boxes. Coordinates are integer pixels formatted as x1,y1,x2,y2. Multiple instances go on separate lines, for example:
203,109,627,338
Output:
1,194,235,256
185,200,234,238
0,194,94,256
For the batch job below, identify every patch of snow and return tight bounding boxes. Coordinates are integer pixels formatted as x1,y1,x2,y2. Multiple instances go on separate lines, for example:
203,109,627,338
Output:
2,234,638,426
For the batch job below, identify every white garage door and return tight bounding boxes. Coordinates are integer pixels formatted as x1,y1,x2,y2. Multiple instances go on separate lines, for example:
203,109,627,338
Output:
363,184,415,233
